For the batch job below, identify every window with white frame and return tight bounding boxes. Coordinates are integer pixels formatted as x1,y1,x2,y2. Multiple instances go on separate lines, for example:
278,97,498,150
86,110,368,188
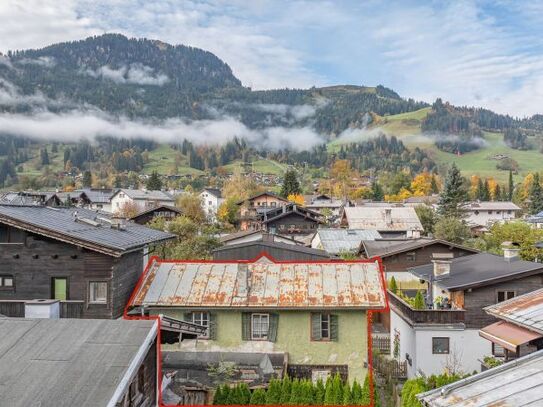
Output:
191,311,210,338
0,275,14,289
89,281,108,304
251,313,270,340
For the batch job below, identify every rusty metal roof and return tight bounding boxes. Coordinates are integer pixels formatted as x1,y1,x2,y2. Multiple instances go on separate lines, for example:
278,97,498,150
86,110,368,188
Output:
484,288,543,334
131,254,386,309
479,320,543,352
418,349,543,406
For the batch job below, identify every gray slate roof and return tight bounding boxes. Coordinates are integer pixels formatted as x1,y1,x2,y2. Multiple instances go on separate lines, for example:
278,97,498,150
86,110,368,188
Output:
484,287,543,334
417,349,543,406
0,205,175,256
0,318,157,407
313,229,382,255
409,253,543,290
360,238,476,258
78,188,115,204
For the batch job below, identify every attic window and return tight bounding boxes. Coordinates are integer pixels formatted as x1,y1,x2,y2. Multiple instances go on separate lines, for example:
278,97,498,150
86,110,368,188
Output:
0,275,14,290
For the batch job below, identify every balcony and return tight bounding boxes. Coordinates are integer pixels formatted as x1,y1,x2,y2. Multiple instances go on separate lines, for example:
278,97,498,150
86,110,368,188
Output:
0,300,84,318
388,291,465,325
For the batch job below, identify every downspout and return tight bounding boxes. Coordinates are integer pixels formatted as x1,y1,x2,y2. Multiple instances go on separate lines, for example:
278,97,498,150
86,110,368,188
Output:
106,318,159,407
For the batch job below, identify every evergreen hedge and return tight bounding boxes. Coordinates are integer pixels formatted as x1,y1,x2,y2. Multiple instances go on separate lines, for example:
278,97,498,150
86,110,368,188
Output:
213,373,378,406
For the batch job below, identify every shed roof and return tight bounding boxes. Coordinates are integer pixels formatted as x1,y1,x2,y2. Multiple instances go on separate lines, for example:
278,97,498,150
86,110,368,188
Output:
0,205,175,257
0,317,157,407
409,253,543,291
313,229,382,255
342,207,423,231
479,320,543,351
484,288,543,334
131,254,387,310
417,349,543,406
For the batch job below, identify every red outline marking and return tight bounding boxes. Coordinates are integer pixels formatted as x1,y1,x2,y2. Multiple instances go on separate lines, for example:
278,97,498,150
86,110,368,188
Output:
123,251,389,407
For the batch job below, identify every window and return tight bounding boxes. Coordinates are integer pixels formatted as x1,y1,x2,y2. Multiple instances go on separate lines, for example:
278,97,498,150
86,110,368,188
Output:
406,252,417,262
119,193,125,198
192,311,210,339
488,211,493,214
311,313,338,341
474,210,479,215
251,313,270,340
271,202,276,207
89,281,108,304
432,337,450,354
497,291,515,303
52,277,68,300
208,200,212,205
0,275,14,290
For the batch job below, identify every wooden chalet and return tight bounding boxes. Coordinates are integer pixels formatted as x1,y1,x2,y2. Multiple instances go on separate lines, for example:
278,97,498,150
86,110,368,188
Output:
0,204,175,319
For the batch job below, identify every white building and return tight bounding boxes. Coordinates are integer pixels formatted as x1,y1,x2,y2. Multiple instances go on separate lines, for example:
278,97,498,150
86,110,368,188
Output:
463,201,521,228
390,250,543,378
199,188,224,222
110,189,174,215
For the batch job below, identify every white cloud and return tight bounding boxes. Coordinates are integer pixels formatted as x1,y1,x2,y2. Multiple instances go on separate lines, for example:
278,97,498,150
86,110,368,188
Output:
17,56,56,68
0,79,48,106
84,63,169,86
0,110,324,151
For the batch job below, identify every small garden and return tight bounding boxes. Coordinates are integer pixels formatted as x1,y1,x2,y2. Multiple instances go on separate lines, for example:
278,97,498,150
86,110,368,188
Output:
400,373,471,407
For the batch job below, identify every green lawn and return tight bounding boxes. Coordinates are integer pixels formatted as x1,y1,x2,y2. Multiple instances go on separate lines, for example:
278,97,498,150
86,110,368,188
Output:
143,144,204,175
222,158,287,175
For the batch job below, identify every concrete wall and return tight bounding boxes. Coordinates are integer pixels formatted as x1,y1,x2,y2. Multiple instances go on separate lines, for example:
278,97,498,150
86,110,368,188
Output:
155,309,368,383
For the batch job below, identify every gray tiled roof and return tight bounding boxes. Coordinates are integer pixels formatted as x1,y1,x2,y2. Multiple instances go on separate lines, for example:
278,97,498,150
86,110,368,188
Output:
0,318,157,407
313,229,382,254
113,188,174,201
361,238,477,258
409,253,543,290
0,205,175,256
78,188,116,204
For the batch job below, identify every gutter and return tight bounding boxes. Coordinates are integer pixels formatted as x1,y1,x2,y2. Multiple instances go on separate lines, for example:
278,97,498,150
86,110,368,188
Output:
106,319,159,407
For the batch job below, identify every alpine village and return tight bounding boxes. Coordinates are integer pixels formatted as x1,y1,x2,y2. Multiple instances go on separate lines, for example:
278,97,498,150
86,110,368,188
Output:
1,25,543,407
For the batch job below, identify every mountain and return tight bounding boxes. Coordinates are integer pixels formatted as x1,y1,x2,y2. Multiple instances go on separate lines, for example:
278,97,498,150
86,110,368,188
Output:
1,34,543,185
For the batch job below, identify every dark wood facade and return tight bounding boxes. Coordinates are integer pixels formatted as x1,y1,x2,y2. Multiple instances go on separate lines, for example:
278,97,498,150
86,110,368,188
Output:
462,274,543,329
380,242,476,273
130,205,182,225
265,212,320,235
0,224,143,319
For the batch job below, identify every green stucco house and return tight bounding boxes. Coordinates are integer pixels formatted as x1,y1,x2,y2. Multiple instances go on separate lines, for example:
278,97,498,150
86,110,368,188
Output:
131,254,387,384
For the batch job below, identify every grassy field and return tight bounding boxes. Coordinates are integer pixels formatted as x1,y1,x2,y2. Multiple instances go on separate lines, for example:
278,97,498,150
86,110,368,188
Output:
222,158,287,175
142,144,204,176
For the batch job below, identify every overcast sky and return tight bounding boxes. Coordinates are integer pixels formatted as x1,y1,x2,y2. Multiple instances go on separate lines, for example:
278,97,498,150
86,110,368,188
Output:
1,0,542,117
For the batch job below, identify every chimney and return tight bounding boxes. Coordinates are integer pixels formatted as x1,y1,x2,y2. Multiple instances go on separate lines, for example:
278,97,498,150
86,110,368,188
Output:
502,242,520,261
432,253,454,278
236,264,250,297
25,299,60,319
385,208,392,225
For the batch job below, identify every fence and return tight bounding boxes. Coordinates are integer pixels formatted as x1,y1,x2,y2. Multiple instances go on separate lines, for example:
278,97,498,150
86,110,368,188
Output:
372,334,391,355
372,354,407,380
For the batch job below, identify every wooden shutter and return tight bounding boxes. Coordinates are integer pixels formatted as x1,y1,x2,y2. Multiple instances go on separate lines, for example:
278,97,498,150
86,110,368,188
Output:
242,312,251,340
183,312,193,322
208,313,217,340
311,313,322,341
330,314,339,341
268,314,279,342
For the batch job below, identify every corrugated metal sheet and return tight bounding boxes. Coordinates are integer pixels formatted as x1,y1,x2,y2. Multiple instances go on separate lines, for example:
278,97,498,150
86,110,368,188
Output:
418,349,543,406
314,229,382,254
343,207,423,231
479,320,543,351
133,256,386,309
484,288,543,334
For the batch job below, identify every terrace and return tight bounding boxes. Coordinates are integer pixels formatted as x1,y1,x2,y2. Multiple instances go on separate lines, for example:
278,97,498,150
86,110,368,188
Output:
388,290,465,325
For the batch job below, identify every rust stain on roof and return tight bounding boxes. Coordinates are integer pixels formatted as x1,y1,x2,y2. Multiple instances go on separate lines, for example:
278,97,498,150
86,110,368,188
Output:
133,256,386,309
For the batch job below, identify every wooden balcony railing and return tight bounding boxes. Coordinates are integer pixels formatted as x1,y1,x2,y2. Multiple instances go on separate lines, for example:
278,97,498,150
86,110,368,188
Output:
388,291,465,325
0,300,84,318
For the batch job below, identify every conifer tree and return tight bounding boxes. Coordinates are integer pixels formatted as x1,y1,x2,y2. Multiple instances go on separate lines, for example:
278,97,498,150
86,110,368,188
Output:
529,173,543,214
508,170,514,201
82,170,92,188
280,168,301,198
437,163,466,218
146,170,162,191
265,379,281,405
371,180,384,201
351,380,362,405
279,376,292,405
315,379,326,405
250,389,266,405
430,175,439,194
389,276,398,294
482,179,490,201
414,290,426,310
238,383,251,404
213,385,224,405
342,382,352,406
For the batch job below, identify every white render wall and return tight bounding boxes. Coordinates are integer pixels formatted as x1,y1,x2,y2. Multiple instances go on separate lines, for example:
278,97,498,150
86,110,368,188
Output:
465,210,517,227
390,309,491,378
